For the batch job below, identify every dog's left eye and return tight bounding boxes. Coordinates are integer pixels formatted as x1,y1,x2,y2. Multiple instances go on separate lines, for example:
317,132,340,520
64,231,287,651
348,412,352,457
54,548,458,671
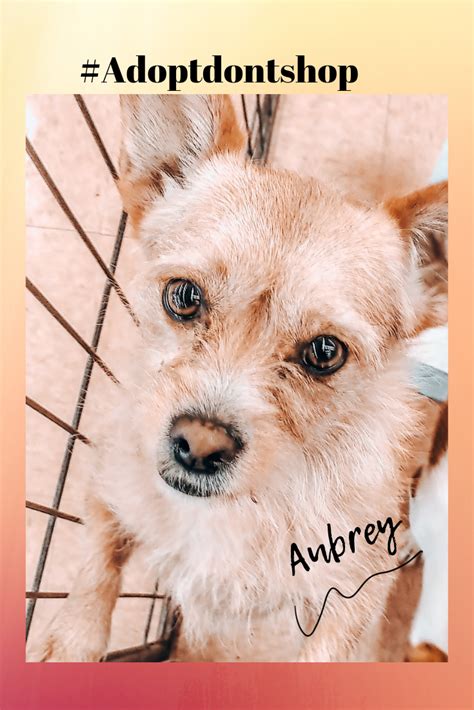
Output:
301,335,347,375
163,279,203,320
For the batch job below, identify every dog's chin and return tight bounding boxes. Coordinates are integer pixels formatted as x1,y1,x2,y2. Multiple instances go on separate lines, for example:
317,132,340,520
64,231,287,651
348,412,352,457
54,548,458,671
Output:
158,465,228,498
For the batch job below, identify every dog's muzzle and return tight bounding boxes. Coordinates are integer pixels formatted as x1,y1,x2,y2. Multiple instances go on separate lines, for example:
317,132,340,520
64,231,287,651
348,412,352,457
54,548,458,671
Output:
159,415,243,497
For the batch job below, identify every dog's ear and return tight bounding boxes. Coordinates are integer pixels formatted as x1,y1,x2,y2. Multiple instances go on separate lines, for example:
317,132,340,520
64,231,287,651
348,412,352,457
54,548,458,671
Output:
119,95,245,225
385,180,448,334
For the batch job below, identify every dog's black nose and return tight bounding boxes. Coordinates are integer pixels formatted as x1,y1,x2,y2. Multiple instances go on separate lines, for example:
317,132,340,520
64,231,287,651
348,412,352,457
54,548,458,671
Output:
170,416,241,474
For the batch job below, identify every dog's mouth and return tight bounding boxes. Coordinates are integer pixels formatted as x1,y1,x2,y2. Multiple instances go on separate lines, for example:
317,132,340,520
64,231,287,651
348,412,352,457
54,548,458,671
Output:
158,465,228,498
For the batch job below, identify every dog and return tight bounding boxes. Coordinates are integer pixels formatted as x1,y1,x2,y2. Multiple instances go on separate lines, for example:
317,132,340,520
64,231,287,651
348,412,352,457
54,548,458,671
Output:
31,95,448,662
402,324,448,662
405,407,448,662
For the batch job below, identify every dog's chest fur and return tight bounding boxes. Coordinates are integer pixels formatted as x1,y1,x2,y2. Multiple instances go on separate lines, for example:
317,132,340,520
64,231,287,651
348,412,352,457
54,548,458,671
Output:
93,384,407,661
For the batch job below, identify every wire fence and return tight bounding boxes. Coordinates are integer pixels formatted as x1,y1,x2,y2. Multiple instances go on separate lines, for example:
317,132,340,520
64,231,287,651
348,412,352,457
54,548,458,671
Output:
25,93,279,661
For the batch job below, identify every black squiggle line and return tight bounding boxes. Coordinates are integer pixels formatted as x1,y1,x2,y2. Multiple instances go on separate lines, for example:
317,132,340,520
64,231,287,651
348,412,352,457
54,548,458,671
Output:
294,549,423,637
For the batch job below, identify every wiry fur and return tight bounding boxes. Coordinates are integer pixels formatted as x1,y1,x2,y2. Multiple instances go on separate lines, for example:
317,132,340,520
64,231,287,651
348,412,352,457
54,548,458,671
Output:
31,96,448,662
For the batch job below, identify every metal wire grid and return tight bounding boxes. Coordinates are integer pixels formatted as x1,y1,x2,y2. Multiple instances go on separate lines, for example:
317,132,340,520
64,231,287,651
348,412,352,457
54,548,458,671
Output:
25,93,279,661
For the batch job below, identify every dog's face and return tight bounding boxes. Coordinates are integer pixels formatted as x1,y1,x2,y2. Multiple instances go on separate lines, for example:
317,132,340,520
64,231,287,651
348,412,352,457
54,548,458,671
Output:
119,96,447,502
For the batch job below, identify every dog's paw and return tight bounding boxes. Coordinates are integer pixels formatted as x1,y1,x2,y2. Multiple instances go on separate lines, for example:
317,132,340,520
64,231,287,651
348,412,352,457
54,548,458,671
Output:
28,635,105,663
397,527,420,565
27,626,108,663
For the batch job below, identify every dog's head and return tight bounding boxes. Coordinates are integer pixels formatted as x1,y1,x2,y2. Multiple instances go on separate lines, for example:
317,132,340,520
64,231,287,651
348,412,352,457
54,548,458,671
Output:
119,95,447,502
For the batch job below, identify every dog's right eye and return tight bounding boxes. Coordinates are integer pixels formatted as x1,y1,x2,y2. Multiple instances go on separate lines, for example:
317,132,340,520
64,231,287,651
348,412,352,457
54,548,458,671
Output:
300,335,348,375
163,279,203,321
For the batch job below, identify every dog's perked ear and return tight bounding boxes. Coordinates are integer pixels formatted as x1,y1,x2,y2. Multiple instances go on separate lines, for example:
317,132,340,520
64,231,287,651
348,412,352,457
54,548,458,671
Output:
118,95,245,226
385,180,448,334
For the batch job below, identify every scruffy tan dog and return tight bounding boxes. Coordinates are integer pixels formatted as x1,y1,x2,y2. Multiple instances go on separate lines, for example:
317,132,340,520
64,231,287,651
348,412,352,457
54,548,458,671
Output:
32,96,447,662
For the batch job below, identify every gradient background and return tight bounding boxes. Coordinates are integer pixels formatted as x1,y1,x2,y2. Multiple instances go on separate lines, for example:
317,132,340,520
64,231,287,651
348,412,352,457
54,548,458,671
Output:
1,1,472,709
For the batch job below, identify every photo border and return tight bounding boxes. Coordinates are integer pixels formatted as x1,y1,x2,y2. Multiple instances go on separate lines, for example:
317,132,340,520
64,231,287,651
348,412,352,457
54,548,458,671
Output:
1,1,472,708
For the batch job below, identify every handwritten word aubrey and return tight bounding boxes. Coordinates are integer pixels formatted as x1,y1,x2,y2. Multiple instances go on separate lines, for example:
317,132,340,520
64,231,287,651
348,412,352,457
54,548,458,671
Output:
290,517,402,577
